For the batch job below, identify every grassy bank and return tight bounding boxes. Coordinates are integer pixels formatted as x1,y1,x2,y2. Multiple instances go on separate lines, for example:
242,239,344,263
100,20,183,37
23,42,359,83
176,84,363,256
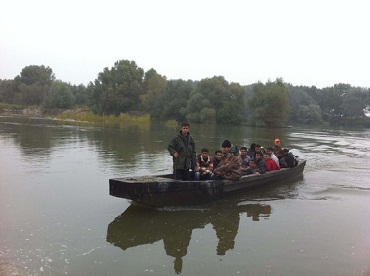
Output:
56,112,151,125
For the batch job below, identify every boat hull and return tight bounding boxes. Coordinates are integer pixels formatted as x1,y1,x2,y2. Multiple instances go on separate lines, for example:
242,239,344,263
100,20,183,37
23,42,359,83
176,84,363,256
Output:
109,160,306,207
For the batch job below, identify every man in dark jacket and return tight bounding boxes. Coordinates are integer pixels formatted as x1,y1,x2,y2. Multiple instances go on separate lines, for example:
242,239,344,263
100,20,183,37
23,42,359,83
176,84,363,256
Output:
255,152,267,174
168,122,196,180
276,149,294,168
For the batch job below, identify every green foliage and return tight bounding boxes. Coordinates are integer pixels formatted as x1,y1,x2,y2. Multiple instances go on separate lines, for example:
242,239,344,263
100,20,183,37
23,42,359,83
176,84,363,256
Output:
0,102,24,109
13,65,56,106
296,104,323,124
0,79,16,103
165,119,179,127
47,81,75,109
185,76,245,124
288,85,321,124
15,65,55,86
200,107,216,123
56,112,150,125
88,60,144,115
71,84,88,105
2,60,370,127
217,101,241,124
246,79,290,127
17,83,49,105
161,79,195,121
341,87,368,117
140,69,167,117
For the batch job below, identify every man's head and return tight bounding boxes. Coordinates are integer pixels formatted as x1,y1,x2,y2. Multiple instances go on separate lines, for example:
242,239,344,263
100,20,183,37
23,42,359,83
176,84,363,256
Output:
266,147,274,155
274,138,280,146
249,159,257,167
240,146,248,156
215,150,223,160
255,152,264,160
200,148,209,158
276,149,285,158
264,153,271,160
180,122,190,135
221,140,231,153
255,144,262,153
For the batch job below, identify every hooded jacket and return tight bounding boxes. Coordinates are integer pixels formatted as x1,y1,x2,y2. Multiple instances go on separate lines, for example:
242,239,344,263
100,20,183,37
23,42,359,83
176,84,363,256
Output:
168,130,196,170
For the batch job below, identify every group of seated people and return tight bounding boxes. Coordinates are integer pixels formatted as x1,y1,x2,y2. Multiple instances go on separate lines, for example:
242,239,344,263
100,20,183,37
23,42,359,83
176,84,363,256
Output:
194,138,297,181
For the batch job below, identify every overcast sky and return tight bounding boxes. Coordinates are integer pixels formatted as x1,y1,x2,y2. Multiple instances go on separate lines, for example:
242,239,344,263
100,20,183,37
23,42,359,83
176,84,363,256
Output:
1,0,369,88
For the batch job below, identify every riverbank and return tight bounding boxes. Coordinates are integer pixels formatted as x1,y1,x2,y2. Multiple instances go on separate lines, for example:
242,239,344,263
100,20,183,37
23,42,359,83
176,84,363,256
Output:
0,104,90,117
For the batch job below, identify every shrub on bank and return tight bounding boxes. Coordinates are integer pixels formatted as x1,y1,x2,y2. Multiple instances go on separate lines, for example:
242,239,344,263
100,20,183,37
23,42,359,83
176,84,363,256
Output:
56,112,151,125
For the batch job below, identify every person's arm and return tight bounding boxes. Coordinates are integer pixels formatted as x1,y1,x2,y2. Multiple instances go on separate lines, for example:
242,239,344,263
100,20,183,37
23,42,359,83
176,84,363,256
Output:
168,136,178,156
206,157,214,172
279,157,288,168
257,161,267,174
194,157,201,172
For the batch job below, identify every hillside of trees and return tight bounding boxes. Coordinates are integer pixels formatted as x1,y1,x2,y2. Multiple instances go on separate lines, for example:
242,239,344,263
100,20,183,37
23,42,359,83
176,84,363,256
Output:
1,60,370,127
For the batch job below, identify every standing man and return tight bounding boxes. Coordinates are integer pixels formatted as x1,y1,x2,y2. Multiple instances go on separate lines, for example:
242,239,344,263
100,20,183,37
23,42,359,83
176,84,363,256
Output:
168,122,196,180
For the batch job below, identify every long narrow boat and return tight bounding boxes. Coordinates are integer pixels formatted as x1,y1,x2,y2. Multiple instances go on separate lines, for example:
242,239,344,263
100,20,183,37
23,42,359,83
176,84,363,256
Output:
109,160,306,207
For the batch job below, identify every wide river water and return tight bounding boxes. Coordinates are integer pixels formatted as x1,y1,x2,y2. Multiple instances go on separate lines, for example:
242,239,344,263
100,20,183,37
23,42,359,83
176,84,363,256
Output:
1,115,369,276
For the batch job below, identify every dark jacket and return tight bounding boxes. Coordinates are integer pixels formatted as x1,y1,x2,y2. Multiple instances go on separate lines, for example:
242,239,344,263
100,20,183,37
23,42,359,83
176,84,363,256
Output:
279,152,297,168
278,156,288,168
285,152,296,168
255,158,267,174
168,131,196,170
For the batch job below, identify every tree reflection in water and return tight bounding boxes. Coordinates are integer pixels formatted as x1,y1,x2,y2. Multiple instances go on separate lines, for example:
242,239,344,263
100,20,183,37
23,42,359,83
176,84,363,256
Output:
106,202,271,274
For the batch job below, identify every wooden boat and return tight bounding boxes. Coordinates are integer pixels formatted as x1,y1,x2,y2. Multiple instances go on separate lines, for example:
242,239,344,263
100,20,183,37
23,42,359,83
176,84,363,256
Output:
109,160,306,207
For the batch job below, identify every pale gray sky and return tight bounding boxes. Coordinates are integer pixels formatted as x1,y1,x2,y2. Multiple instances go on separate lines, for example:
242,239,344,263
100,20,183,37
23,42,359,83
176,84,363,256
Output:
1,0,369,88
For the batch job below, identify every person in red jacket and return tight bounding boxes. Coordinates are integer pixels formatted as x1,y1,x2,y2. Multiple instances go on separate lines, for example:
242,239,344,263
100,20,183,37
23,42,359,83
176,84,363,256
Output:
264,153,280,171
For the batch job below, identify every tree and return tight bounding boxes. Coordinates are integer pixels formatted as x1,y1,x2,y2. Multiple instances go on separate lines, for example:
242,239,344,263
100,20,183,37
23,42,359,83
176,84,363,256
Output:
0,79,16,103
14,65,55,105
88,60,144,115
47,81,75,109
186,76,245,124
161,79,195,121
140,69,167,117
288,85,322,124
15,65,55,86
319,83,351,120
71,84,88,105
341,87,369,117
296,104,323,124
246,79,290,127
186,93,213,122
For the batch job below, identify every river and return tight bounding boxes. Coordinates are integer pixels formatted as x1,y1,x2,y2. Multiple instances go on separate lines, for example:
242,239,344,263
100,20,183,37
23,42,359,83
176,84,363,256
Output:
0,115,369,275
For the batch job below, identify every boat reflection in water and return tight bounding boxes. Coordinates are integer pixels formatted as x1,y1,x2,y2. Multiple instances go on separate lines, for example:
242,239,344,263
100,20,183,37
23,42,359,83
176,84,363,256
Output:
106,202,271,273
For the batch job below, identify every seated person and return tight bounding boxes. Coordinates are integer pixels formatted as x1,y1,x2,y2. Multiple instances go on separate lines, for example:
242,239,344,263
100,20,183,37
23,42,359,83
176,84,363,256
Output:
194,148,214,180
264,153,280,171
213,150,223,169
283,148,297,168
276,149,296,168
254,144,265,157
266,147,279,166
245,159,259,175
212,140,241,180
247,143,256,159
255,152,267,174
239,146,251,175
273,138,282,152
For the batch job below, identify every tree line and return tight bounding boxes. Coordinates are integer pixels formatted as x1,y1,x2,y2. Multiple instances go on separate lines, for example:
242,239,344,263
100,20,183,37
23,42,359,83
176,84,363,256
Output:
1,60,370,126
